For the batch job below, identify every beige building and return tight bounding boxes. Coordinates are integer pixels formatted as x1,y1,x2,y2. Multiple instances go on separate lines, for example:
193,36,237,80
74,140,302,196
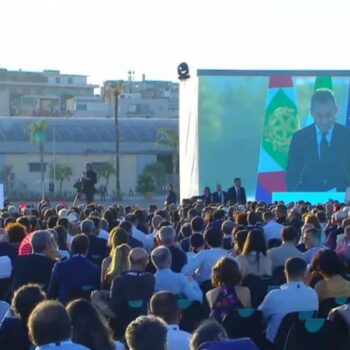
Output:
0,117,177,198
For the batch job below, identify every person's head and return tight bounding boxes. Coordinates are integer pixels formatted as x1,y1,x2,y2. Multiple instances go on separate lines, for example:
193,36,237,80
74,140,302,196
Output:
316,211,327,224
216,183,222,192
236,213,248,226
281,226,298,244
28,301,72,346
191,216,205,233
66,299,115,350
119,220,133,235
54,225,68,251
234,178,241,187
128,247,148,271
109,226,129,249
204,227,223,248
151,246,172,270
86,163,93,172
12,284,46,323
150,291,181,325
242,229,267,256
188,208,200,221
6,222,26,243
190,320,227,350
80,219,95,236
212,257,241,288
71,233,90,256
190,233,205,253
31,230,58,257
203,186,211,196
180,223,192,239
233,229,248,255
166,183,174,192
311,88,338,133
304,214,322,231
276,204,287,220
158,226,176,246
221,220,235,236
152,215,164,231
89,216,101,235
284,257,307,282
126,315,168,350
303,228,322,249
107,243,131,280
247,211,258,226
263,211,274,223
311,249,345,278
17,216,31,232
125,213,137,226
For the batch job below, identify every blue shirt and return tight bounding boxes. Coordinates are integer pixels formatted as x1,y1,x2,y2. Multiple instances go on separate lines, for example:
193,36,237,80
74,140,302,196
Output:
154,268,202,302
315,124,334,158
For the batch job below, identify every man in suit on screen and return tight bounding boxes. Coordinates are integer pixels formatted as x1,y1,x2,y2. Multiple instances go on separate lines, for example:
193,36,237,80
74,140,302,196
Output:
286,89,350,192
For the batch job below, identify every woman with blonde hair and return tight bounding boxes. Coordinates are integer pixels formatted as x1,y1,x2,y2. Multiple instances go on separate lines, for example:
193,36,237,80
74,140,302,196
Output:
101,243,130,290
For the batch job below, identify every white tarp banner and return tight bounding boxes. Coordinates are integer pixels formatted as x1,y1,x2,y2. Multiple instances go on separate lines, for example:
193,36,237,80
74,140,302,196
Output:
179,78,199,200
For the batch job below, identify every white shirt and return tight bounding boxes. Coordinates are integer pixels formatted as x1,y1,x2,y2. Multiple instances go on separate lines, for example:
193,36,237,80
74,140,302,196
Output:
263,220,282,242
154,268,203,302
167,324,191,350
315,124,334,158
146,230,157,251
36,340,89,349
258,281,318,342
132,225,147,247
181,247,228,284
98,229,109,241
303,245,327,264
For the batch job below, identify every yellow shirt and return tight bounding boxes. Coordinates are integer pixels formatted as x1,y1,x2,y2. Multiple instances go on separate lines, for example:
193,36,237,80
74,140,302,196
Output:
315,274,350,301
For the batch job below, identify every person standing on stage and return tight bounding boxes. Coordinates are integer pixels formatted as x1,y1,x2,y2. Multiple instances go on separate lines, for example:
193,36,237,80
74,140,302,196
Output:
82,163,97,204
227,177,247,205
165,184,177,206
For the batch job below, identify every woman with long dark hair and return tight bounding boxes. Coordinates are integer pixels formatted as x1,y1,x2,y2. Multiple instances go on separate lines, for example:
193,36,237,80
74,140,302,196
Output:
66,299,117,350
235,229,272,277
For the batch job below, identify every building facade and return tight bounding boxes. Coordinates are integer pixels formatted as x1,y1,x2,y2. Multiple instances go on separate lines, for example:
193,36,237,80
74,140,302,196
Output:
0,117,178,198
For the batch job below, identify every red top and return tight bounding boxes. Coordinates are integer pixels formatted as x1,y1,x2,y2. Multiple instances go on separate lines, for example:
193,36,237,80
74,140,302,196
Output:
18,231,35,255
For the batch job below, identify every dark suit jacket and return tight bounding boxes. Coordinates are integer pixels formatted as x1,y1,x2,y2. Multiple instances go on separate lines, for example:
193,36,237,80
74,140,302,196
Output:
0,317,31,350
286,123,350,191
87,235,108,266
165,191,177,205
227,186,247,205
109,270,155,334
11,254,55,293
212,191,228,205
47,255,100,303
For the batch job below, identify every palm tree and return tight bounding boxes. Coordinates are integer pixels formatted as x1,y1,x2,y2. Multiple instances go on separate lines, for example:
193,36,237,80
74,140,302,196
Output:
156,128,179,189
95,162,116,191
26,120,49,200
104,81,123,200
49,163,73,194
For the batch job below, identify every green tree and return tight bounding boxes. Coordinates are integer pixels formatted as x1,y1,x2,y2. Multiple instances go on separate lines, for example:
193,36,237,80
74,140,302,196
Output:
156,128,179,188
49,163,73,194
26,120,48,200
95,162,116,190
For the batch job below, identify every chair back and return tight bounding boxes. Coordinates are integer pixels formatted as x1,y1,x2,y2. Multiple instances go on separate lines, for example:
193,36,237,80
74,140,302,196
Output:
242,274,273,307
284,318,344,350
222,308,264,347
318,297,350,318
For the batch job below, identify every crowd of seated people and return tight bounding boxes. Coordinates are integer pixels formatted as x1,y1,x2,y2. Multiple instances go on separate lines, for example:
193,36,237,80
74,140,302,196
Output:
1,196,350,349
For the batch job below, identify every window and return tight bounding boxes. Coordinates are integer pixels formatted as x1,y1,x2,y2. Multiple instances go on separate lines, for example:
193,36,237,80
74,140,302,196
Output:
29,163,47,172
55,77,61,84
76,104,87,111
68,77,73,84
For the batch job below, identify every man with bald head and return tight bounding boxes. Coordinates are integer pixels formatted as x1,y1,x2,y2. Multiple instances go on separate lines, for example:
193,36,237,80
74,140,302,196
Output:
108,247,155,337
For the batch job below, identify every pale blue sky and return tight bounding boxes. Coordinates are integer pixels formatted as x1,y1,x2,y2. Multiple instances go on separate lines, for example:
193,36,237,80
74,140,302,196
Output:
1,0,349,85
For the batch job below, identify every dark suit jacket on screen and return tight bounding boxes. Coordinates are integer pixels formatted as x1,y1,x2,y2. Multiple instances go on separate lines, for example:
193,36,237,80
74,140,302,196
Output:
286,123,350,191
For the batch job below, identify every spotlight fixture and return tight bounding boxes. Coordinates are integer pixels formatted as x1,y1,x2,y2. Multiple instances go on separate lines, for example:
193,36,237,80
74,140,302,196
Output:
177,62,190,80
